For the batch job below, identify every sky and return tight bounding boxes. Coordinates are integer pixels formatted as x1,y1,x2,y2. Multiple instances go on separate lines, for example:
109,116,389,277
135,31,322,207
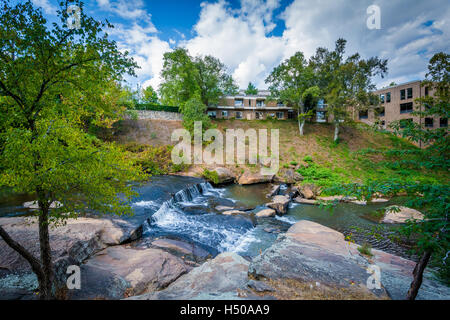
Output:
31,0,450,91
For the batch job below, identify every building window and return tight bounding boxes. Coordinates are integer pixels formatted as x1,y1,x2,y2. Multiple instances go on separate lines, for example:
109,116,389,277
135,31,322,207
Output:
207,111,216,119
425,87,429,96
380,94,385,104
316,111,327,123
407,88,413,99
221,111,228,118
359,110,368,119
255,112,263,120
386,92,391,103
400,119,413,128
256,100,265,107
400,89,406,100
381,120,386,127
377,107,385,117
235,111,243,119
235,99,243,107
288,110,295,119
440,118,448,128
276,112,284,119
425,118,434,128
277,101,284,107
400,102,413,114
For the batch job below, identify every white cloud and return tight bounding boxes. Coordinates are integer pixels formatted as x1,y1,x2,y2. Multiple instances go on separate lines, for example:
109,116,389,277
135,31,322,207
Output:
96,0,150,20
32,0,57,14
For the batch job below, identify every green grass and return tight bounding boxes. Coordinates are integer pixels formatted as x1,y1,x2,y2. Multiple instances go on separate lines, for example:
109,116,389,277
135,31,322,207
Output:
357,243,373,257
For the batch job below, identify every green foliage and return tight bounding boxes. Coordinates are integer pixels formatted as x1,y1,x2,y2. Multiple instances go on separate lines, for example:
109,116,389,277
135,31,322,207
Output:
303,155,313,162
296,162,343,188
245,82,258,95
202,169,219,185
180,96,212,135
357,243,373,257
142,85,159,104
160,48,238,107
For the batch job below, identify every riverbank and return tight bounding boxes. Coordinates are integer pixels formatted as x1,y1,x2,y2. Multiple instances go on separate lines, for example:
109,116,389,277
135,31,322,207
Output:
1,177,449,300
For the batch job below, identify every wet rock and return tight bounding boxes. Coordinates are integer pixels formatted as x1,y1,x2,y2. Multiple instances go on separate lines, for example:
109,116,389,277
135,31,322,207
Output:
238,172,274,185
248,220,389,299
215,206,235,212
267,195,290,215
370,198,390,203
255,209,276,218
222,210,248,216
68,246,189,300
382,206,424,224
247,280,275,293
129,252,251,300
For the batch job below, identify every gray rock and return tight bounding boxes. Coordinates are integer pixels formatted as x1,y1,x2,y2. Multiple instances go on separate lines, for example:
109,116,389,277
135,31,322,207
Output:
212,167,236,185
150,238,210,261
267,195,290,215
247,280,275,292
267,185,281,197
248,220,388,299
129,252,251,300
68,246,189,299
382,206,424,224
255,209,276,218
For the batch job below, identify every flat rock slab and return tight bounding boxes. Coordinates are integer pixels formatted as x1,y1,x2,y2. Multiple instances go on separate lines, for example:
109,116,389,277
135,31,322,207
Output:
255,209,276,218
382,206,424,224
238,172,274,185
249,220,388,299
150,238,211,260
267,195,290,215
130,252,252,300
294,197,318,205
69,246,189,300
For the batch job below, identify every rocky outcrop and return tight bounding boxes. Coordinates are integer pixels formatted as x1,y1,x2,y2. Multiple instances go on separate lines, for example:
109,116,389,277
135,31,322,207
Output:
249,220,389,299
212,167,236,185
382,206,424,224
150,238,211,262
0,217,134,273
267,185,281,198
68,246,189,300
274,169,303,185
130,252,252,300
267,195,290,216
255,209,276,218
238,172,274,185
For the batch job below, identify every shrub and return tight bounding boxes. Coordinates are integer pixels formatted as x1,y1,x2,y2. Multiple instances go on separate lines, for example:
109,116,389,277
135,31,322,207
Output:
357,243,373,256
202,169,219,184
303,155,313,162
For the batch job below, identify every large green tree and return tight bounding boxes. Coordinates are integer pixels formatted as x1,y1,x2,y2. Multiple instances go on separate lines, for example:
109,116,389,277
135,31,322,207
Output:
265,52,317,136
142,85,159,104
245,82,258,95
160,48,238,107
309,39,387,142
0,0,144,299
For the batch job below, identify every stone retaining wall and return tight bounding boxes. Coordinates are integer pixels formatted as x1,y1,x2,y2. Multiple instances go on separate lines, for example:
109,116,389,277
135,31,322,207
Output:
133,110,183,121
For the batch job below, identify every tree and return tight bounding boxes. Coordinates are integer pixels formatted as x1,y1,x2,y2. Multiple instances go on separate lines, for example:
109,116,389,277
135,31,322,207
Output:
160,48,238,107
328,52,449,300
179,95,211,136
265,52,316,136
142,85,159,104
309,39,387,142
0,0,144,299
245,82,258,95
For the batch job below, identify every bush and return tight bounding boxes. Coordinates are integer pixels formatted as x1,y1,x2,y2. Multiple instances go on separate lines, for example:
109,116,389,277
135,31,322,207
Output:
202,169,219,184
303,155,313,163
357,243,373,256
296,163,343,188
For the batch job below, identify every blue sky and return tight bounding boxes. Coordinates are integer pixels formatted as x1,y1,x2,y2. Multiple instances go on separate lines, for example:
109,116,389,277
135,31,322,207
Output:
31,0,450,91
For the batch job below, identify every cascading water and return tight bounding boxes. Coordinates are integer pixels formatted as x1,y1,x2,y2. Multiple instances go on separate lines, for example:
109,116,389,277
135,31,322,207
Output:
143,182,260,255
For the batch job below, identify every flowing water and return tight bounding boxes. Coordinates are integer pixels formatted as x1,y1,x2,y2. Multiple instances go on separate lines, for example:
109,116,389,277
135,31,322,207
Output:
0,175,412,259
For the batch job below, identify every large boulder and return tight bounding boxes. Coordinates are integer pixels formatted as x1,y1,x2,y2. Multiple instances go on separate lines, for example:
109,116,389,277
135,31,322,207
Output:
255,209,276,218
238,172,274,185
267,195,290,215
68,246,189,300
212,167,236,185
248,220,388,299
298,184,319,199
129,252,252,300
150,238,211,262
382,206,424,224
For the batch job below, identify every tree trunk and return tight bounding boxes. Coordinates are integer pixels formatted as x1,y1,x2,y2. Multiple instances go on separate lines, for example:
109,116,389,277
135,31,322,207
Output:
334,121,340,142
38,203,54,300
298,118,305,136
406,250,432,300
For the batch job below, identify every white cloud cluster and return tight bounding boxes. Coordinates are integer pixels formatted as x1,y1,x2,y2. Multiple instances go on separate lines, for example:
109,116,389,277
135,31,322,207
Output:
93,0,450,91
